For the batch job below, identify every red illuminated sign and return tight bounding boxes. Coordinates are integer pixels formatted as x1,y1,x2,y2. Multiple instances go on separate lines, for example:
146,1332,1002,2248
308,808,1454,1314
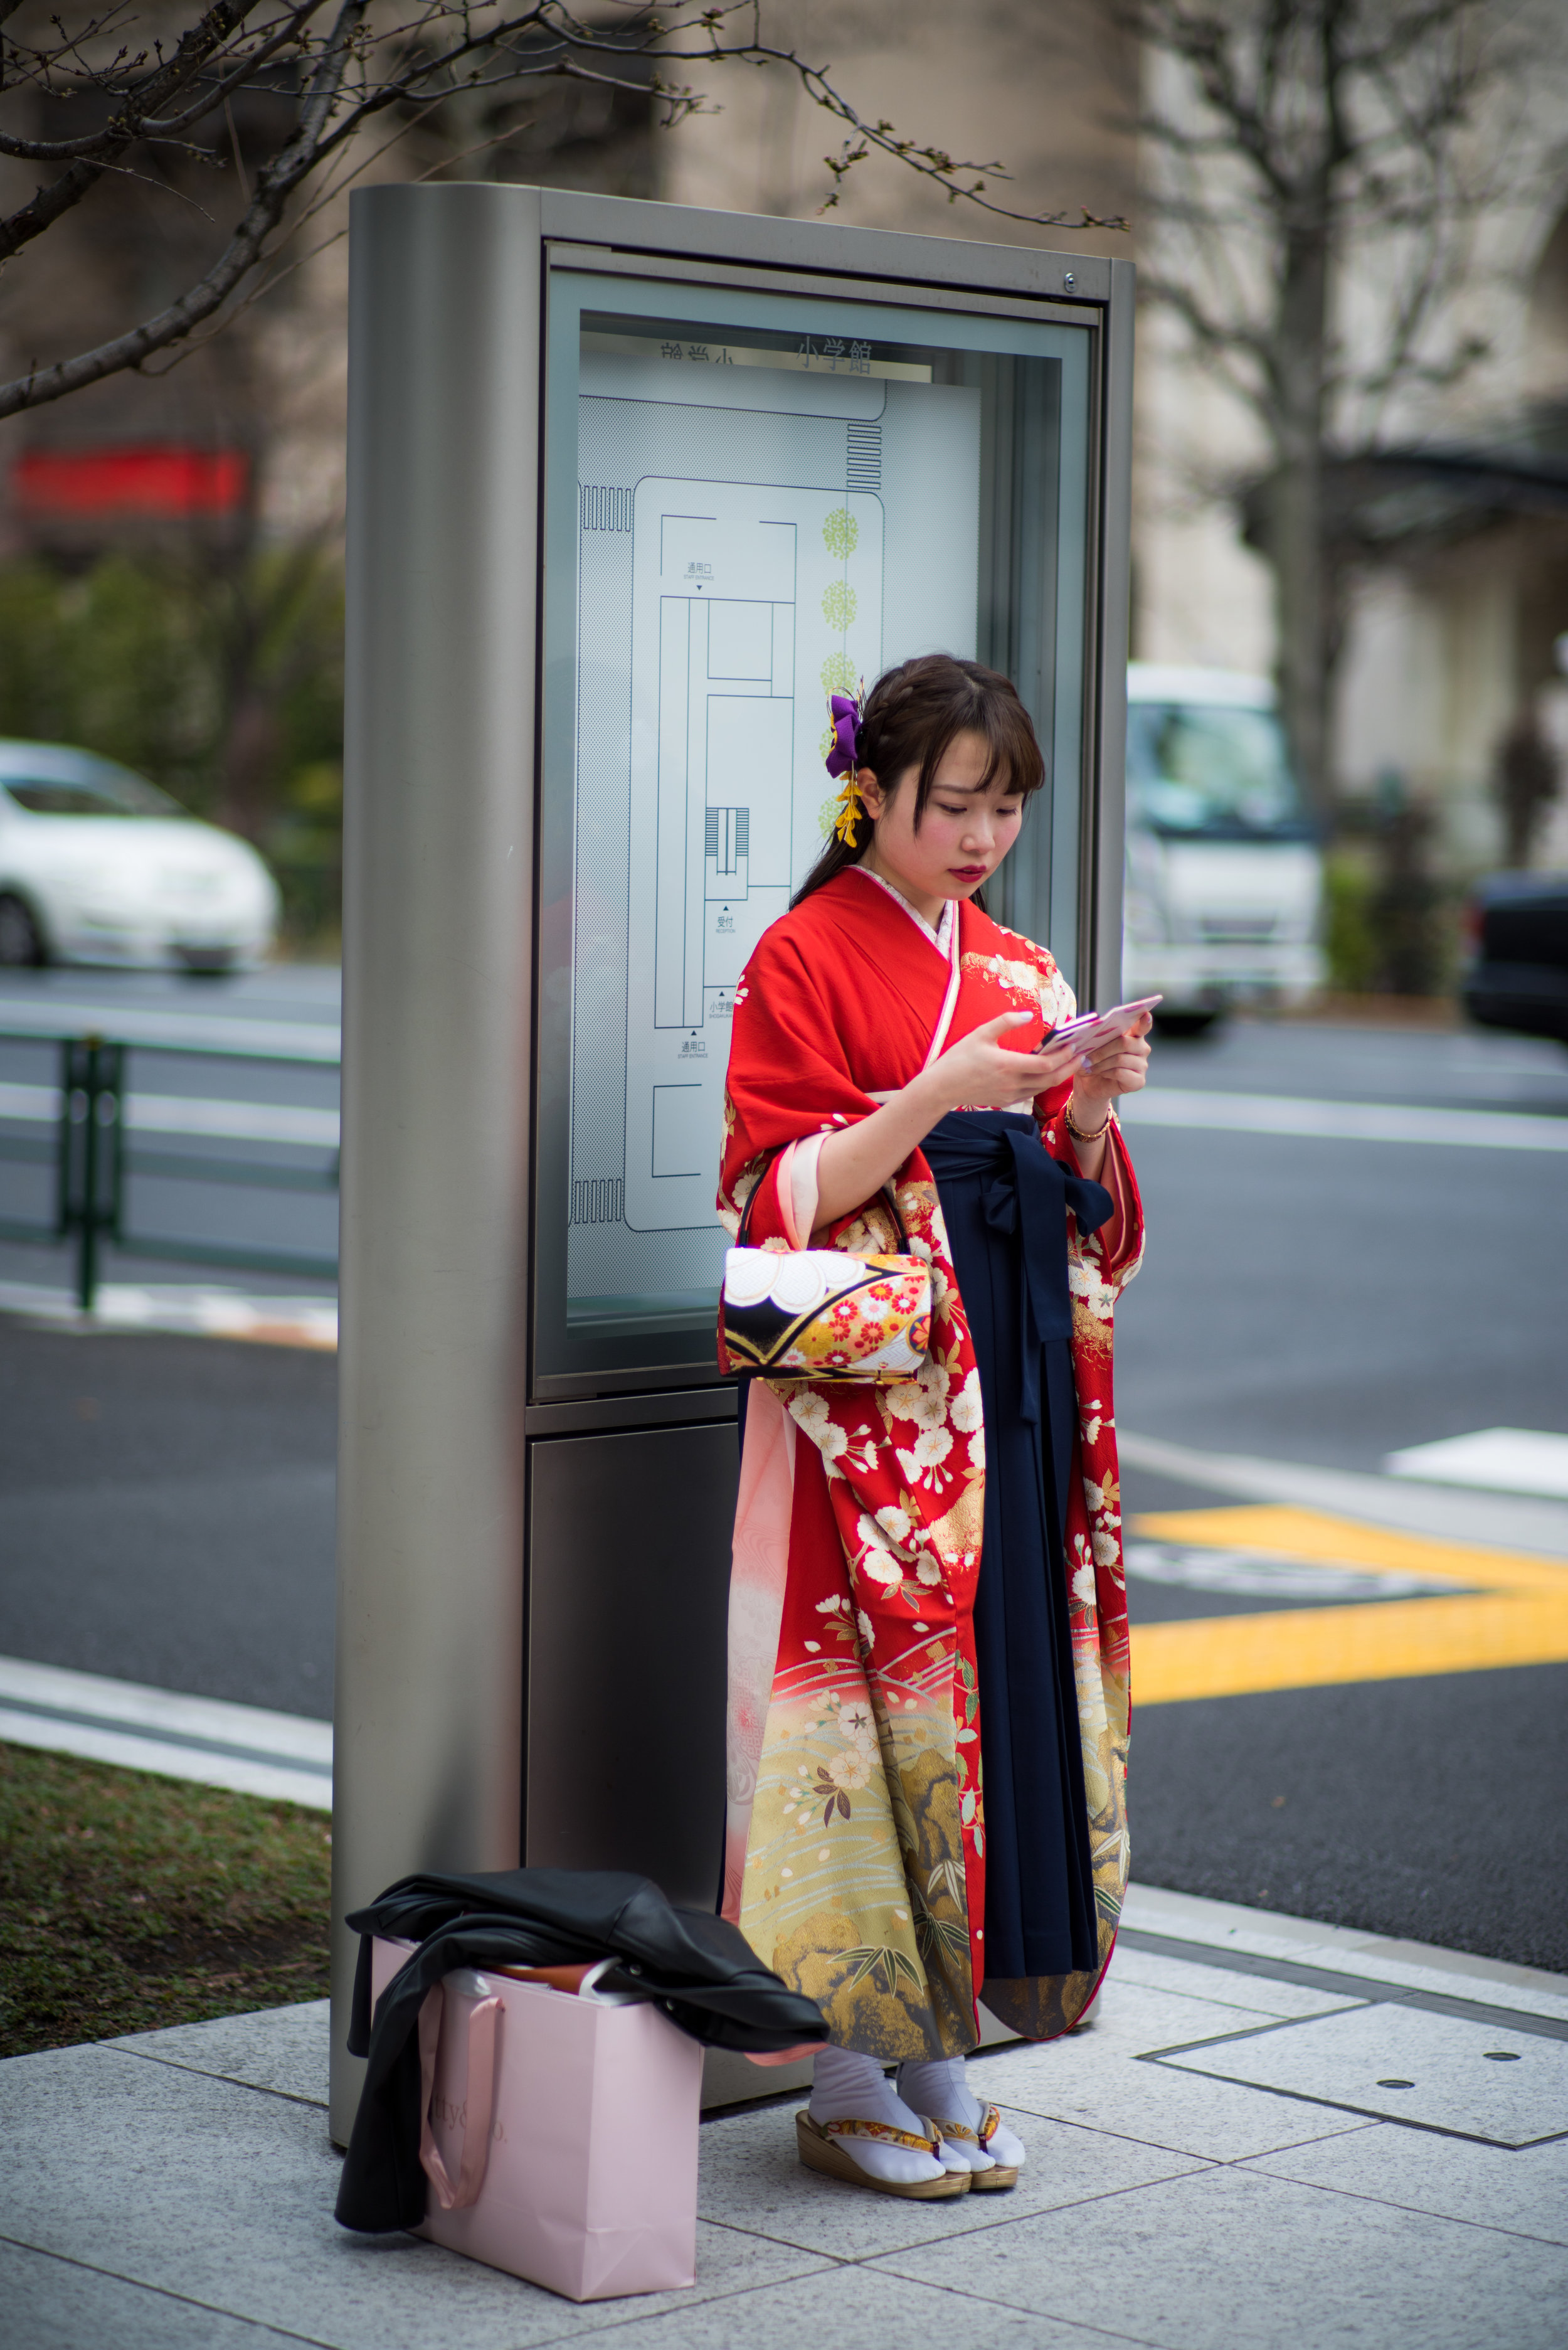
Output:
12,446,251,518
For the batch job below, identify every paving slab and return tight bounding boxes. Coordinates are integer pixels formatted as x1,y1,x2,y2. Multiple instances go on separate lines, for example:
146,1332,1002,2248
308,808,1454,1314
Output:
1109,1943,1369,2021
872,2162,1568,2350
106,1999,331,2108
968,2029,1377,2164
692,2098,1207,2261
8,1909,1568,2347
1065,1978,1367,2060
0,2045,829,2350
1243,2122,1568,2246
559,2259,1134,2350
1155,2002,1568,2146
0,2240,299,2350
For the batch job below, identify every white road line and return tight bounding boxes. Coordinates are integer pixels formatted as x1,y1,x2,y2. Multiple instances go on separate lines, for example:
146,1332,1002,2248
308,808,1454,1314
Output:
0,1078,55,1123
7,1075,1559,1156
0,1655,331,1810
129,1093,339,1147
1117,1430,1568,1561
1385,1427,1568,1499
0,1279,337,1347
0,1078,338,1147
0,1001,341,1060
1121,1088,1568,1151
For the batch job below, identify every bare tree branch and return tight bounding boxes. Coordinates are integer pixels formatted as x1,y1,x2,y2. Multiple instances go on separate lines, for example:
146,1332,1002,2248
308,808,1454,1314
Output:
0,0,273,255
0,0,367,410
0,0,1132,418
0,4,324,156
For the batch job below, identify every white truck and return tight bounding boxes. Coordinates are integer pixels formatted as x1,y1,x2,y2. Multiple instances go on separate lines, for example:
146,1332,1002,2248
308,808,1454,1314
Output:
1122,664,1325,1034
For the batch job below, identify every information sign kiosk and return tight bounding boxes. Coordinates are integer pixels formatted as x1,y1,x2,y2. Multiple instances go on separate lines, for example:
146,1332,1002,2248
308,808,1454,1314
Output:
332,184,1133,2137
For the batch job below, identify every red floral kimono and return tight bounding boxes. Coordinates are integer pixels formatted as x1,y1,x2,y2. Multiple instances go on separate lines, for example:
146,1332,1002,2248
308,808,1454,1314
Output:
718,867,1145,2060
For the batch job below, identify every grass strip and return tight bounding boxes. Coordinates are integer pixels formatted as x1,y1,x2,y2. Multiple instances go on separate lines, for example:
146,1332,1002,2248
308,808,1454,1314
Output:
0,1743,331,2057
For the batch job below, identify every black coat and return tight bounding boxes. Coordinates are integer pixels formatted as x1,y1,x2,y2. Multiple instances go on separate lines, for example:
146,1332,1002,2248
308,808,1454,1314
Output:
335,1867,827,2233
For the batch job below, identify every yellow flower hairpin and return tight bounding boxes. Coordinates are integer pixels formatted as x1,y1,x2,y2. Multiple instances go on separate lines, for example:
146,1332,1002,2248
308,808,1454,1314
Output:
832,772,866,845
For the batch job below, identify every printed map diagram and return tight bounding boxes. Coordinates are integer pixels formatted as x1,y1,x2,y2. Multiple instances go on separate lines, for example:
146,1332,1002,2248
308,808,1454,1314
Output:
622,479,882,1233
564,336,977,1326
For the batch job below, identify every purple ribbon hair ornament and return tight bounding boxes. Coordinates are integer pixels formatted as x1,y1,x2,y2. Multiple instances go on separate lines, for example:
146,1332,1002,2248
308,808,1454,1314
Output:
824,690,862,780
825,686,869,845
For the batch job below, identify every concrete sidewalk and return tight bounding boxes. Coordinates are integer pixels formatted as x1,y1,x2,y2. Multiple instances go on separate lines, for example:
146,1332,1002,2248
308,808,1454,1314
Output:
5,1887,1565,2350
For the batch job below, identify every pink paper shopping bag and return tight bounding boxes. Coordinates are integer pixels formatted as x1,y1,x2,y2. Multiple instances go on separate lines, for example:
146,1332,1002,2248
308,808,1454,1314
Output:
371,1936,704,2302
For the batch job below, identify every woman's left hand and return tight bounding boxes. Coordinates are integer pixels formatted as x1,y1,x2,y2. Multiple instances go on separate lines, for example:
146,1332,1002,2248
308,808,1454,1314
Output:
1071,1010,1153,1124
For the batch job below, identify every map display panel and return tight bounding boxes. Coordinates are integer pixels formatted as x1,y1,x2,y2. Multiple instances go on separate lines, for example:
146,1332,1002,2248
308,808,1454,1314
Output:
625,479,883,1232
558,312,1002,1339
534,277,1098,1376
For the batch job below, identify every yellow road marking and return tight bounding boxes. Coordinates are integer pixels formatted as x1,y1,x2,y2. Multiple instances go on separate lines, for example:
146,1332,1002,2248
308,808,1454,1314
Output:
1128,1505,1568,1704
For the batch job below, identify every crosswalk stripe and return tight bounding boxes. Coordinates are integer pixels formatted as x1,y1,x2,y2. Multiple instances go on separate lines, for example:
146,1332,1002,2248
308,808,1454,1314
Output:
1129,1505,1568,1703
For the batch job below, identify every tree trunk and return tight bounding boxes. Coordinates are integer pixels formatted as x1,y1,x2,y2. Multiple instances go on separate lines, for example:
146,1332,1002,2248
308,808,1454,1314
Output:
1261,214,1332,821
1263,446,1327,817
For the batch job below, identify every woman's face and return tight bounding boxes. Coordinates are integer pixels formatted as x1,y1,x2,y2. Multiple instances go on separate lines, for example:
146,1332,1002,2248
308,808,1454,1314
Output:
859,729,1025,913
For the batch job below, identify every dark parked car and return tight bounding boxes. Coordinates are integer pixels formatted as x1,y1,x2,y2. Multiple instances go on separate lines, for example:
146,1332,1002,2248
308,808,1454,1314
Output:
1462,871,1568,1043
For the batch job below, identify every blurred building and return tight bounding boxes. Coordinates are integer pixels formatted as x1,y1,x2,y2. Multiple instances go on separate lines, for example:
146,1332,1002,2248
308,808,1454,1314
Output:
0,9,660,559
0,0,1133,559
1327,208,1568,868
7,0,1560,872
0,45,302,559
663,1,1568,873
1128,15,1568,873
659,0,1133,263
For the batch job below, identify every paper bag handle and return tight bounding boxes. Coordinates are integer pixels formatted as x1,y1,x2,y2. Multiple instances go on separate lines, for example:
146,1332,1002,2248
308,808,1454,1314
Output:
417,1983,501,2211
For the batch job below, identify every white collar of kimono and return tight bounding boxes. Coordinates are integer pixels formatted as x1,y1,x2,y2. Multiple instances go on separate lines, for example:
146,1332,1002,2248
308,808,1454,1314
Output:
787,871,961,1231
850,864,955,958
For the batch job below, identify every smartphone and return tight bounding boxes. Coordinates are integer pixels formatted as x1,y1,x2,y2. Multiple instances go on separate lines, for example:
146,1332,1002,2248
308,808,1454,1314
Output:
1039,995,1162,1055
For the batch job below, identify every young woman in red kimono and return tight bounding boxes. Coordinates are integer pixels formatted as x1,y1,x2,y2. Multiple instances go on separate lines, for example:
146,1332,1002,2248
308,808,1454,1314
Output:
718,654,1150,2199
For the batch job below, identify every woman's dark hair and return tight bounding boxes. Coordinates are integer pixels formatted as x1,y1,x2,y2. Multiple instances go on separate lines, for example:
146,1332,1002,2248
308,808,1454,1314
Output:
792,653,1046,908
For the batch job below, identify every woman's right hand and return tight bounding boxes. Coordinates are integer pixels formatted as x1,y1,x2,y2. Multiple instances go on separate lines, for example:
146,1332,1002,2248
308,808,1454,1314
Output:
813,1014,1089,1231
924,1011,1085,1114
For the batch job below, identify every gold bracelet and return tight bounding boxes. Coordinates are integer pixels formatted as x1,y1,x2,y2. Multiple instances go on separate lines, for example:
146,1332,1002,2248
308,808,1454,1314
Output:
1064,1100,1112,1144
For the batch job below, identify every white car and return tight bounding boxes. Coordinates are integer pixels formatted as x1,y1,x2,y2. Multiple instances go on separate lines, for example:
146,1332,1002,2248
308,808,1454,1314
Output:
0,740,278,972
1123,666,1326,1033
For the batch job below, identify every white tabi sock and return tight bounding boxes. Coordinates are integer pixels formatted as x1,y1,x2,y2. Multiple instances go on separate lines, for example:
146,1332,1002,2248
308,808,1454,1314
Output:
807,2044,962,2184
896,2055,1028,2172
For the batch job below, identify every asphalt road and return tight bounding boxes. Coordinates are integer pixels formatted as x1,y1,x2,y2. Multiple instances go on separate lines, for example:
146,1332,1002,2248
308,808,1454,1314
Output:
1,977,1565,1972
1115,1018,1568,1469
0,1315,337,1720
1111,1018,1568,1972
1119,1454,1568,1975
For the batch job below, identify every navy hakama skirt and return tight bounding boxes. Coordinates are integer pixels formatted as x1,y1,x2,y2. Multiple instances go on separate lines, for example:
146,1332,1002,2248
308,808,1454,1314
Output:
924,1109,1110,1980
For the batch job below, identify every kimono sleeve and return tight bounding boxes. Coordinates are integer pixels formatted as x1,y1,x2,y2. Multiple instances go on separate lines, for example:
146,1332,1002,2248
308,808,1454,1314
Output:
1062,1120,1145,1290
719,925,876,1243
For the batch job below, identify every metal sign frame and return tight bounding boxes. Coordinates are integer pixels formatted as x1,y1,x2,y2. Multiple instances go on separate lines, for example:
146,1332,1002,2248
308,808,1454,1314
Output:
332,181,1133,2140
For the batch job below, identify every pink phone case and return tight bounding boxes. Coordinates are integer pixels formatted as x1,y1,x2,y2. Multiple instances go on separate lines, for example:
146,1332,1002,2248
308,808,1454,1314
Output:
1044,996,1160,1050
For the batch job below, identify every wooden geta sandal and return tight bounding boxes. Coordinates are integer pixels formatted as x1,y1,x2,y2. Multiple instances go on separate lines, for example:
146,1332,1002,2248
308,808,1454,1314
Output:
795,2110,970,2199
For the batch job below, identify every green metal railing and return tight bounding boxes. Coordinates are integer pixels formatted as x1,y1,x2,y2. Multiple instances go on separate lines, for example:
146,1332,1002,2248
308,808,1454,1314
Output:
0,1027,339,1312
